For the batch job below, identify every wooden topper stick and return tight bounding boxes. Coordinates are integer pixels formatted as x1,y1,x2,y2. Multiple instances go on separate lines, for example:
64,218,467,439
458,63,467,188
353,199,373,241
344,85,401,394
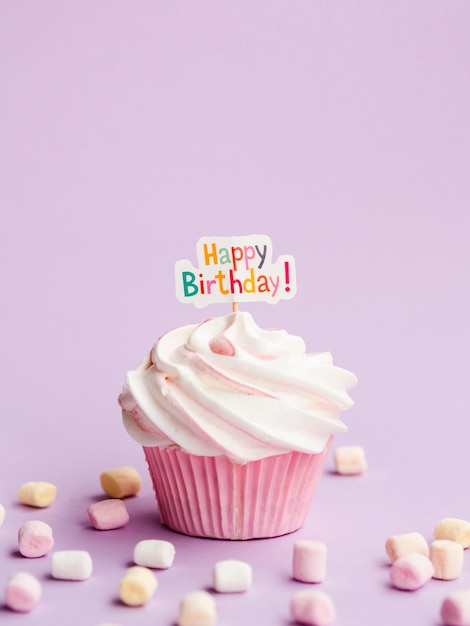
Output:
232,301,239,313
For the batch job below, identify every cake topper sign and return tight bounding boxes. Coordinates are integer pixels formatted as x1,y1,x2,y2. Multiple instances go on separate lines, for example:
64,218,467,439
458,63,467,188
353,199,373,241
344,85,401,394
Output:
175,235,297,308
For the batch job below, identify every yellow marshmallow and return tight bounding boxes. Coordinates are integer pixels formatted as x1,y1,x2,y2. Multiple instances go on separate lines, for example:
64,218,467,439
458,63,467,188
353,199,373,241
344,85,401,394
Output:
17,482,57,508
434,518,470,548
333,445,367,475
385,532,428,563
100,467,142,499
430,539,464,580
119,566,158,606
178,591,216,626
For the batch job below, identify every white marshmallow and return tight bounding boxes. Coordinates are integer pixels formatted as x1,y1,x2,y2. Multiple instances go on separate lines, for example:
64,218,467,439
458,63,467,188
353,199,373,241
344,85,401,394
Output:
385,532,429,563
133,539,175,569
213,559,252,592
430,540,464,580
290,590,336,626
51,550,93,580
293,540,327,583
0,503,5,527
178,590,216,626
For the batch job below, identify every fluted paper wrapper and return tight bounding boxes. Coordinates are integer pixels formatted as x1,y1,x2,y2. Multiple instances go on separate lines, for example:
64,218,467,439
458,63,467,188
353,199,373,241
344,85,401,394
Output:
143,437,332,540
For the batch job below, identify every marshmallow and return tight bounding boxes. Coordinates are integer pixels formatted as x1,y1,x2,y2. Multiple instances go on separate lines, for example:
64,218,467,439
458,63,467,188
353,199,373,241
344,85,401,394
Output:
51,550,93,580
293,540,327,583
5,572,42,612
133,539,175,569
441,589,470,626
178,590,216,626
119,566,158,606
0,503,5,527
213,559,252,592
333,445,367,475
434,518,470,548
290,590,336,626
100,466,142,499
18,520,54,558
430,540,464,580
389,553,434,590
385,532,429,563
87,499,129,530
17,481,57,508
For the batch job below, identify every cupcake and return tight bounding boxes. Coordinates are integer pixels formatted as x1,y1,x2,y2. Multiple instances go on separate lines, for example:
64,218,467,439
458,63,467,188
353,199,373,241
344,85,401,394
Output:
118,311,356,539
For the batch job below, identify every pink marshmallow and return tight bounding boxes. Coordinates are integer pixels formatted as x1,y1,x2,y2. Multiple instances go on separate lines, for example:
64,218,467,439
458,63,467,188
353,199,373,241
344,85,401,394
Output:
87,499,129,530
293,540,327,583
290,590,336,626
441,589,470,626
18,520,54,558
5,572,42,612
389,552,434,590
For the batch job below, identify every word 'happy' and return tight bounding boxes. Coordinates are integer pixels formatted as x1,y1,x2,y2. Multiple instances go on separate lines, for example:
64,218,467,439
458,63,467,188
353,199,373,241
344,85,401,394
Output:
175,235,296,308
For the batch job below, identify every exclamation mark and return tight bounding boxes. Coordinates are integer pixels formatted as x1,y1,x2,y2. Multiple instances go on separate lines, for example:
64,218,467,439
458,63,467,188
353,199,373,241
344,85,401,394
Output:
285,261,291,292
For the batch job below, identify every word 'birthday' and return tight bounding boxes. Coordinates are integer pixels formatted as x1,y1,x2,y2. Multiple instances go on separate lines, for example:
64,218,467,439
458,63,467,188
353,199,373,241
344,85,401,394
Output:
175,235,297,308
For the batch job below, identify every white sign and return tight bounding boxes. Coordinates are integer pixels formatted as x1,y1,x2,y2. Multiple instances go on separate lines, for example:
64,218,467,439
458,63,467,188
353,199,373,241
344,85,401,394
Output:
175,235,297,308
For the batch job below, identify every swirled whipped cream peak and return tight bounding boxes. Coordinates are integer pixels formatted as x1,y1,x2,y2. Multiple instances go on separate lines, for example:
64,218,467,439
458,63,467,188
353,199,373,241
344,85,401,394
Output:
118,312,357,464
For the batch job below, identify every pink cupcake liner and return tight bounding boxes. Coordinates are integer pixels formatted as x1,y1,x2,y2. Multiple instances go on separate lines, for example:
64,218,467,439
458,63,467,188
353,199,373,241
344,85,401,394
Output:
143,437,333,540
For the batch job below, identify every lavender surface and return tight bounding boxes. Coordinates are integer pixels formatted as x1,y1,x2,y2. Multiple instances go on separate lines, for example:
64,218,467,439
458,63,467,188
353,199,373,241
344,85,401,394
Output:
1,2,470,624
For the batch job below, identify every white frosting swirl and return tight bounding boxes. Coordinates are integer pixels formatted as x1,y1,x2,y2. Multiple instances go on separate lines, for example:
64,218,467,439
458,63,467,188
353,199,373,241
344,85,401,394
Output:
119,312,357,463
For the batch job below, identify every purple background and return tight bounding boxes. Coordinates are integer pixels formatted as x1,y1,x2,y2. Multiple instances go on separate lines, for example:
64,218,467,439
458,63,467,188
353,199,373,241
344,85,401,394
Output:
1,2,470,624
